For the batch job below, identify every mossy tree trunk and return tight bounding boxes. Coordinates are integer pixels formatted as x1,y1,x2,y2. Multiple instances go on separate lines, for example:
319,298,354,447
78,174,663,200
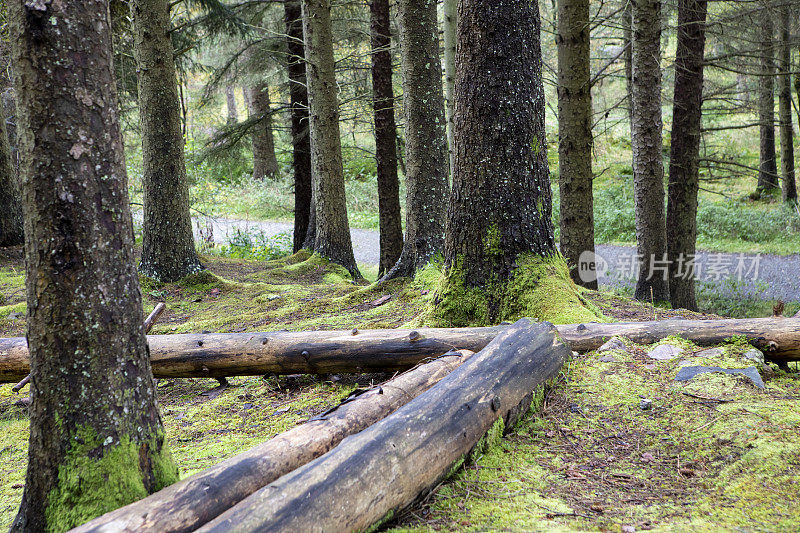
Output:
666,0,707,312
370,0,403,277
302,0,360,277
132,0,203,282
557,0,596,289
284,0,314,253
245,84,280,181
631,0,670,302
382,0,449,280
776,3,796,202
442,0,556,321
0,42,23,247
8,1,177,530
756,3,779,192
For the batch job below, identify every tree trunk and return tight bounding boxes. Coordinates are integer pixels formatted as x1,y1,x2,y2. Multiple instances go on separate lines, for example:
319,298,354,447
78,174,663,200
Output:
666,0,707,311
442,0,457,174
8,1,177,530
225,85,238,125
284,1,314,252
441,0,556,322
623,0,633,126
245,85,281,180
0,43,23,247
71,350,473,533
132,0,203,281
757,4,779,192
382,0,449,280
302,0,360,277
370,0,404,277
194,320,570,533
631,0,670,302
777,3,796,201
557,0,596,289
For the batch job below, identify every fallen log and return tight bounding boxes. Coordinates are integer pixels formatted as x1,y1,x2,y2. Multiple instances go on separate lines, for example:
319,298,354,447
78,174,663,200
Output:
194,319,570,533
2,317,799,383
70,350,475,533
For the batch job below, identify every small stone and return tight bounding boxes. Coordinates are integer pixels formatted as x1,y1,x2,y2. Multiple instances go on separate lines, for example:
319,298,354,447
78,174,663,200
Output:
639,398,653,410
371,295,391,307
641,452,656,463
622,526,636,533
743,348,765,365
267,294,281,301
696,347,723,358
597,336,627,353
643,364,656,371
678,359,694,367
8,312,23,320
598,354,617,363
648,344,682,360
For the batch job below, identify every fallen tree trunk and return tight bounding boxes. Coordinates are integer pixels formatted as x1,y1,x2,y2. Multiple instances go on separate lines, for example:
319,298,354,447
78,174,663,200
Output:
194,319,570,533
2,317,799,382
71,350,475,533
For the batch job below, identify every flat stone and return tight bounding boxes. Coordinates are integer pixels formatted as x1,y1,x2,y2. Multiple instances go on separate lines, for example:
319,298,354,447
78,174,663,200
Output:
678,359,694,367
597,336,627,353
743,348,765,365
696,347,724,358
648,344,683,360
598,354,618,362
674,365,765,389
639,398,653,410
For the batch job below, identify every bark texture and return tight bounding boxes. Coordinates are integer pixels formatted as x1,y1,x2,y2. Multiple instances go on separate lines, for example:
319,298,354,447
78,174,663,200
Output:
225,85,238,125
757,5,779,192
8,1,176,530
382,0,449,280
666,0,707,311
133,0,203,281
302,0,359,276
284,1,314,252
245,85,280,180
195,320,570,533
631,0,669,302
370,0,403,277
777,4,796,201
442,0,457,173
557,0,596,289
444,0,555,317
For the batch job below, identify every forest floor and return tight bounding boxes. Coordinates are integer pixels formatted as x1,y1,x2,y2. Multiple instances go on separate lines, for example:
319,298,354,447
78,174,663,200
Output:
0,249,798,531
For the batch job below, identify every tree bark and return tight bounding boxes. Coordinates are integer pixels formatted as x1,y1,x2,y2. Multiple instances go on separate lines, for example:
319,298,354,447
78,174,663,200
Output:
631,0,670,302
370,0,404,277
623,0,633,126
443,0,556,320
442,0,457,174
757,3,779,192
71,350,473,533
776,3,796,202
225,85,238,125
245,85,281,180
194,320,570,533
666,0,707,311
382,0,449,280
557,0,596,289
8,1,177,530
132,0,202,281
284,1,314,252
302,0,360,277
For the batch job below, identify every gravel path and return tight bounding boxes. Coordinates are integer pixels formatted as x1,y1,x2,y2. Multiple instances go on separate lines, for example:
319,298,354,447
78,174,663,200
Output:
192,216,800,302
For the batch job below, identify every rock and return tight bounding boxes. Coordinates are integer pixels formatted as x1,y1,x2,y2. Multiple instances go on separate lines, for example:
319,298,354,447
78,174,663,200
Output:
677,359,694,367
639,398,653,410
648,344,682,360
674,365,765,389
8,311,23,320
598,354,618,362
696,347,723,358
370,295,391,307
267,294,281,301
597,336,627,353
641,452,656,463
622,526,636,533
743,348,765,365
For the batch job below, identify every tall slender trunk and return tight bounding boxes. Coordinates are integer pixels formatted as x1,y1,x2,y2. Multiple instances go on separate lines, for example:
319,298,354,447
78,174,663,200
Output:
441,0,555,323
382,0,449,280
623,0,633,126
302,0,360,277
0,44,23,247
557,0,596,289
442,0,457,174
666,0,707,311
370,0,403,277
757,4,779,192
285,0,314,253
777,4,796,202
132,0,202,281
9,1,176,530
225,85,238,125
245,84,281,180
631,0,669,302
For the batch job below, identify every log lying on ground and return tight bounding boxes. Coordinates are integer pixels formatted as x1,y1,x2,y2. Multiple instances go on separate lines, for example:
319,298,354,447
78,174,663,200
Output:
71,350,475,533
195,319,571,533
2,317,799,382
